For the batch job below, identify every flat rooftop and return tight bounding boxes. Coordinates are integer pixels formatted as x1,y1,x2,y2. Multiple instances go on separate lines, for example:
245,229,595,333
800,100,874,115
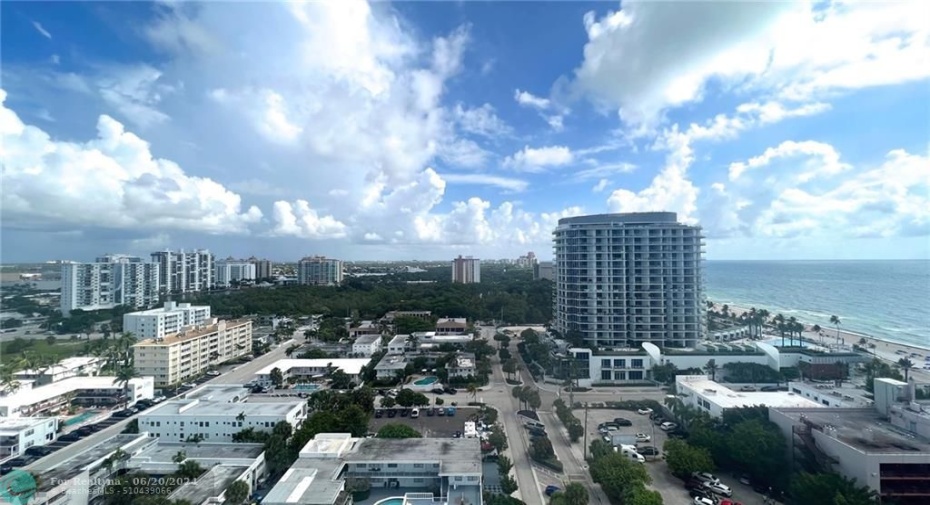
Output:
256,358,372,376
375,356,407,371
263,460,345,505
350,438,482,475
0,417,53,432
131,441,264,463
34,434,149,491
169,465,247,503
184,384,250,403
354,334,381,345
143,397,302,417
679,376,822,410
388,334,408,346
134,318,250,346
775,407,930,454
0,376,152,410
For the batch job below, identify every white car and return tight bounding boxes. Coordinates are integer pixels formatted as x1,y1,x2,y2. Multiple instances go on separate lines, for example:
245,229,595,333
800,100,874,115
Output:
637,408,653,415
692,472,721,485
692,497,714,505
660,421,678,431
635,433,651,442
206,371,221,376
703,481,732,497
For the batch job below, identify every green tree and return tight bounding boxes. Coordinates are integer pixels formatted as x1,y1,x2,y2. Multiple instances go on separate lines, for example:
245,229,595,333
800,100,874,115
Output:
897,357,914,382
176,460,204,480
466,383,479,402
561,483,589,505
270,367,284,387
625,487,663,505
704,359,718,381
395,389,429,407
376,423,422,438
790,472,880,505
728,419,788,485
223,480,250,505
502,359,517,381
500,474,518,495
588,439,613,461
380,396,396,408
830,315,842,346
488,424,508,452
329,369,352,389
530,437,555,461
497,455,513,475
589,452,651,501
172,450,187,464
663,438,714,479
394,315,435,335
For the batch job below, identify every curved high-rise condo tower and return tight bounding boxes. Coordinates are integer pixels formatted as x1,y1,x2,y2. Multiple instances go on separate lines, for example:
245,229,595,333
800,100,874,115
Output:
553,212,705,349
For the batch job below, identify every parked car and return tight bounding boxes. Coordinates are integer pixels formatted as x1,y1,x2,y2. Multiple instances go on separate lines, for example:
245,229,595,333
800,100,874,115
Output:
544,485,560,497
635,433,651,442
426,408,436,417
400,409,409,417
652,417,666,425
444,387,457,395
453,431,463,438
387,409,397,418
637,408,653,415
206,371,221,377
637,446,661,456
692,496,715,505
739,385,756,392
374,410,383,418
59,433,80,442
431,388,445,395
660,422,678,431
112,409,134,418
692,472,721,485
704,482,732,497
685,479,707,491
437,408,445,417
613,417,632,426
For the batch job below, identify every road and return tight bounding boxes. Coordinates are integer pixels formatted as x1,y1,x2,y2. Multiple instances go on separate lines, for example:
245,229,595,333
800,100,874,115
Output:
478,326,545,505
24,330,301,473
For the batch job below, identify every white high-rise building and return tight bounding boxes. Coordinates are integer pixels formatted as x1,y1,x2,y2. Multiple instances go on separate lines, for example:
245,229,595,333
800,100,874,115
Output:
150,249,214,293
553,212,705,349
60,255,160,316
214,259,256,287
123,301,212,341
452,255,481,284
297,256,343,285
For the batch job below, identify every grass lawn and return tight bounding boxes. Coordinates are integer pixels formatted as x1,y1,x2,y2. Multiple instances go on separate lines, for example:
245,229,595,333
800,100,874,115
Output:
1,338,89,365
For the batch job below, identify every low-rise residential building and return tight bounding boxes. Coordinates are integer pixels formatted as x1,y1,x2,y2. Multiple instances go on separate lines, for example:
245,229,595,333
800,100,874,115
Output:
0,376,154,417
263,433,483,505
0,417,58,460
387,334,409,355
138,395,306,442
435,318,468,336
254,359,371,386
123,301,212,341
352,334,383,357
413,332,474,349
676,375,822,418
788,381,873,408
12,357,102,386
448,353,477,379
133,318,253,387
381,310,432,324
348,320,381,339
374,355,408,380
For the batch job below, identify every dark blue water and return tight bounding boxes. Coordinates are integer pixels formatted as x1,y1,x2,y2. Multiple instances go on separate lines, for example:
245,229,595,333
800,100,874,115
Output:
705,261,930,347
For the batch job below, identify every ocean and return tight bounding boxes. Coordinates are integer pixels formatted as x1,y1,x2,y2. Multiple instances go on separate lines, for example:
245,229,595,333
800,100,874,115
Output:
704,260,930,348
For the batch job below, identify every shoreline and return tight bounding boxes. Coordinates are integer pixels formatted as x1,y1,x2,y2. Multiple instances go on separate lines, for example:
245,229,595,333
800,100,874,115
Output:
718,303,930,380
711,302,930,354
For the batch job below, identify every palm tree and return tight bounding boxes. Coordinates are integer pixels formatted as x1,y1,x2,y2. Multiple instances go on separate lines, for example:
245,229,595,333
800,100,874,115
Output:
113,366,138,408
898,358,914,382
811,324,823,345
773,314,786,346
172,450,187,464
466,383,479,402
704,359,718,381
788,316,799,346
236,411,246,423
830,315,842,347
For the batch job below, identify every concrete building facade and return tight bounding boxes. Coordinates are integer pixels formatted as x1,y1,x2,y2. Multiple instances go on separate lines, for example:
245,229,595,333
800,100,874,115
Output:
214,259,257,287
435,318,468,335
248,257,274,279
253,359,371,386
150,249,214,294
60,256,160,316
297,256,344,285
352,334,383,357
676,375,822,418
132,319,253,387
553,212,705,349
534,261,554,281
0,376,154,417
452,256,481,284
122,301,212,341
139,397,306,442
0,417,59,459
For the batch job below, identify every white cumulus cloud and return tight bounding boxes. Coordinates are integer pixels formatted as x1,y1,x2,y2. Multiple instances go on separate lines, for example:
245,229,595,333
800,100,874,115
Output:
504,145,575,172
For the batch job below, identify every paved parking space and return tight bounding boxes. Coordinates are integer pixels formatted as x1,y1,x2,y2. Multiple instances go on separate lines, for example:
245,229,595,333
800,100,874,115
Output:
368,407,481,437
580,408,667,453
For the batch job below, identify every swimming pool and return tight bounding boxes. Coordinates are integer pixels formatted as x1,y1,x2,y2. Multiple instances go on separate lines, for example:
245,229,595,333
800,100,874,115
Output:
294,384,320,392
413,376,438,386
65,410,98,426
762,337,815,349
374,498,405,505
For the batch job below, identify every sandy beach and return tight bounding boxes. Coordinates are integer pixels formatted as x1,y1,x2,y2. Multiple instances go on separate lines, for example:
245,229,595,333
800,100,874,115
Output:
721,304,930,380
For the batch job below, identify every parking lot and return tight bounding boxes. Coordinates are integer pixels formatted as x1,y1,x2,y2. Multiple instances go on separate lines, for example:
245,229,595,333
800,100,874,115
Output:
580,407,668,456
368,407,481,437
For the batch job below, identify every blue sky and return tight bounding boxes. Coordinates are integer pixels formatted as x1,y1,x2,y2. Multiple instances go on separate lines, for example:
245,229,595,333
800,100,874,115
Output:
1,0,928,262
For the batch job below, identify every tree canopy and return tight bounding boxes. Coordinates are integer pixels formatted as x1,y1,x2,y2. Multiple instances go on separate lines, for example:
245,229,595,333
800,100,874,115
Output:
376,423,422,438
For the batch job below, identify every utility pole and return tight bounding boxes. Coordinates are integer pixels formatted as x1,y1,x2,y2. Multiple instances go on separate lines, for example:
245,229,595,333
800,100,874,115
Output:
583,402,589,461
568,358,576,409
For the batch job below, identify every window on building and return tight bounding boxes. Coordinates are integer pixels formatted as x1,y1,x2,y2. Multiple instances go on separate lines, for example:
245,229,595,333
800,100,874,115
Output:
601,359,611,368
387,464,397,468
629,371,643,380
613,359,625,368
631,359,643,368
601,370,611,380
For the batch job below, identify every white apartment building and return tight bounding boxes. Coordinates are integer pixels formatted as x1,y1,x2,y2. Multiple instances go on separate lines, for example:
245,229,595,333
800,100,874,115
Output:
297,256,343,285
123,301,212,340
215,259,257,287
352,334,383,357
139,396,306,442
534,261,554,281
676,375,821,418
553,212,705,349
448,353,477,379
436,317,468,335
387,334,409,355
0,417,58,459
60,255,159,316
133,319,253,387
0,376,154,417
13,357,102,386
348,320,381,339
150,249,214,293
248,257,274,279
264,433,483,505
254,359,371,386
452,255,481,284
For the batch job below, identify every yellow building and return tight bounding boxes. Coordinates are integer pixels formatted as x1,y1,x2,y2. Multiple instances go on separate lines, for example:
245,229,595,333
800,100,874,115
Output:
133,318,253,387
